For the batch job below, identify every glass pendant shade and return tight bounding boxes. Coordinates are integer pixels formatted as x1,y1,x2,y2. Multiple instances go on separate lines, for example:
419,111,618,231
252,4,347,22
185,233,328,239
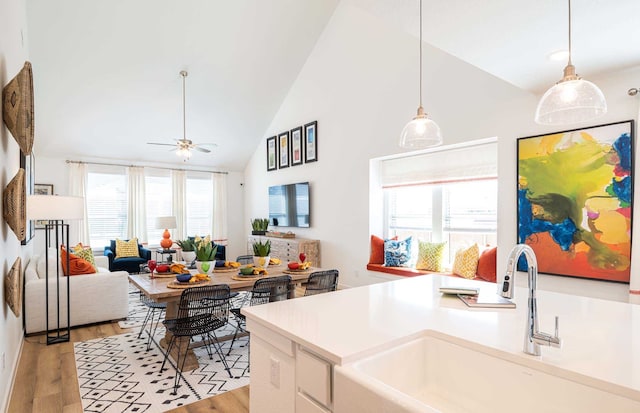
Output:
400,106,442,149
535,76,607,125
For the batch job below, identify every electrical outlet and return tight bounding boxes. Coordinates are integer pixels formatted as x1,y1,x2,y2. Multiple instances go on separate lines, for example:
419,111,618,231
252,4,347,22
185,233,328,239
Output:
270,356,280,388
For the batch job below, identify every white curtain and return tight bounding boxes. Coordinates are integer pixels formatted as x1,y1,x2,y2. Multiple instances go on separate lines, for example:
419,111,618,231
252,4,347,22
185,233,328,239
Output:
67,162,90,245
127,166,147,243
212,173,228,244
172,170,186,240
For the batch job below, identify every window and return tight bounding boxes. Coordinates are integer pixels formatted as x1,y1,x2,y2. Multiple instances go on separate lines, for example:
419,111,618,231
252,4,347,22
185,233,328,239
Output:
145,170,172,243
385,179,497,265
186,173,212,237
87,168,128,247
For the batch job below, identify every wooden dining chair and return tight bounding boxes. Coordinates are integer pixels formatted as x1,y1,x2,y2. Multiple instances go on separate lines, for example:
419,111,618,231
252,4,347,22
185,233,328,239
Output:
160,284,233,394
304,269,339,296
226,275,292,355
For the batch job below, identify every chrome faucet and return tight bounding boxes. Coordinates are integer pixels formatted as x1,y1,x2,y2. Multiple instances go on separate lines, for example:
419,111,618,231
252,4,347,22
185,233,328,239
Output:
501,244,562,356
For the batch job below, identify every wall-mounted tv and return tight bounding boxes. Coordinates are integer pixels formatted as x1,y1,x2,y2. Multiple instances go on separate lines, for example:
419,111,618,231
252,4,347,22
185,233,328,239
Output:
269,182,310,228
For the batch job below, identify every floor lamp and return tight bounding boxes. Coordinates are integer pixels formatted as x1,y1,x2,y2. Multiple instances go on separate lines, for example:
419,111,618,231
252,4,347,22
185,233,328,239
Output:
27,195,84,345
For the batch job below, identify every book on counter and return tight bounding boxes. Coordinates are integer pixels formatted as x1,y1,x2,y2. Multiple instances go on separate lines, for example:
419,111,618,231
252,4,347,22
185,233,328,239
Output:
439,286,479,296
458,292,516,308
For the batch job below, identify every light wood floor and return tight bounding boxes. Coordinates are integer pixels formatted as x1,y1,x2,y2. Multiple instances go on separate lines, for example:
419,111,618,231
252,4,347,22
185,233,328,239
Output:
7,321,250,413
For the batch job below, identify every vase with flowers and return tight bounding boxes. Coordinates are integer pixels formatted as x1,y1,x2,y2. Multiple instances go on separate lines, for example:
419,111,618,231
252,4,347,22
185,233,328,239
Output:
194,235,217,274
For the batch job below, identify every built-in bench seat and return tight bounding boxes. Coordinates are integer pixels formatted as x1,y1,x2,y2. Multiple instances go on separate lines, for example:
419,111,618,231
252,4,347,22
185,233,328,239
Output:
366,263,483,281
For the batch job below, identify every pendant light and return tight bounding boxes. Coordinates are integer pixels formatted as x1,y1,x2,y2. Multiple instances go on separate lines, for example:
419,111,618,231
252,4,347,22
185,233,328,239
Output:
535,0,606,125
399,0,442,149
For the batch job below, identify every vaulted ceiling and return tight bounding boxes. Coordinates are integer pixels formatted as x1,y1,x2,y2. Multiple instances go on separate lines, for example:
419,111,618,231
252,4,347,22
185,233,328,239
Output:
25,0,640,170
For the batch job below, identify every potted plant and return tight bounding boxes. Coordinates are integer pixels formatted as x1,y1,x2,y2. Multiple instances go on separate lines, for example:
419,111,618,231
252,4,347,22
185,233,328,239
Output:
176,238,196,263
194,235,218,274
251,218,270,235
252,239,271,268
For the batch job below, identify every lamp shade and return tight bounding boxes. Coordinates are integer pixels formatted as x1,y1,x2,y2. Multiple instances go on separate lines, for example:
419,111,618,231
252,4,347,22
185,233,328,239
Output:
27,195,84,220
399,112,443,149
535,78,607,125
155,216,176,230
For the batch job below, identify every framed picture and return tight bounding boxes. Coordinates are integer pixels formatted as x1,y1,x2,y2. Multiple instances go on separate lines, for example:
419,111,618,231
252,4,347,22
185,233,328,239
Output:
290,126,303,166
517,120,634,283
20,151,35,244
34,183,53,195
266,136,277,171
304,121,317,163
278,131,290,169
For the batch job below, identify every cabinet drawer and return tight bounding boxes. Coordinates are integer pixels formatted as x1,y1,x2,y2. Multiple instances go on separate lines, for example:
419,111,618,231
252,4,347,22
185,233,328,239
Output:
296,348,331,407
296,392,331,413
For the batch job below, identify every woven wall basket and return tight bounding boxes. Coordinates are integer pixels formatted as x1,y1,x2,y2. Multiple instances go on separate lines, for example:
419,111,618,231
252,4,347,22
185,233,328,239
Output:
2,62,34,155
4,257,22,318
3,168,26,241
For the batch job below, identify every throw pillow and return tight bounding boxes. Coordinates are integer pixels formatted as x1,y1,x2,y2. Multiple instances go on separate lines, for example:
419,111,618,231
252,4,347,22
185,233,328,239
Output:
73,243,96,270
60,245,96,276
416,241,446,271
383,237,413,267
476,246,497,282
452,244,480,279
115,238,140,259
368,235,398,264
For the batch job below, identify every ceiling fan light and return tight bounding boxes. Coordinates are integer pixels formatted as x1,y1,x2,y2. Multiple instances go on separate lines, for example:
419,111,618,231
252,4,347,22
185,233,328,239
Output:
535,77,607,125
400,107,442,149
176,147,191,159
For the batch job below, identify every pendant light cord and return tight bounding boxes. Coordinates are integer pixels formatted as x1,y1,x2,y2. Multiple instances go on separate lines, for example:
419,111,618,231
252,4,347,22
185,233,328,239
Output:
567,0,572,66
419,0,423,108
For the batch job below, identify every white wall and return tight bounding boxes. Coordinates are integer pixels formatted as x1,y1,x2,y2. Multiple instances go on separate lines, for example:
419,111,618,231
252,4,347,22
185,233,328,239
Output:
0,0,30,410
244,1,640,301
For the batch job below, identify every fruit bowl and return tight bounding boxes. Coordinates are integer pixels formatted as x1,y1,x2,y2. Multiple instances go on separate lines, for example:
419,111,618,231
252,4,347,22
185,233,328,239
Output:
176,273,192,283
288,262,300,270
239,266,254,275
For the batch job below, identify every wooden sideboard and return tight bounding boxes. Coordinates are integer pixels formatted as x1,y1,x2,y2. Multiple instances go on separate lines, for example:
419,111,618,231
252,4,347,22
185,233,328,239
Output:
248,235,320,267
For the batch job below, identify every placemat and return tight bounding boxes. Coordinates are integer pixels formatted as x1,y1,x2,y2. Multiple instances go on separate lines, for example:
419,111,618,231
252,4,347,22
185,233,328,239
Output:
166,280,211,289
213,267,239,273
283,268,313,275
152,271,180,278
231,274,265,281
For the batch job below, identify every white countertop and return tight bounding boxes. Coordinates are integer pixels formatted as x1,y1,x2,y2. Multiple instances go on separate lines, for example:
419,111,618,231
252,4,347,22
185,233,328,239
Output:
242,274,640,400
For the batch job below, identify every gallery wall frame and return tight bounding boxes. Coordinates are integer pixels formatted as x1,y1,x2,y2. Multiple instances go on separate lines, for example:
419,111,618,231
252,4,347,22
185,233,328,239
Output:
290,126,303,166
278,131,290,169
20,151,34,244
304,121,317,163
517,120,634,283
266,136,277,171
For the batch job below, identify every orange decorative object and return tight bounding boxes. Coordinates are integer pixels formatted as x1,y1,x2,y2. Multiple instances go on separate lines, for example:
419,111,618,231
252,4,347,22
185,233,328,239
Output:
160,229,173,249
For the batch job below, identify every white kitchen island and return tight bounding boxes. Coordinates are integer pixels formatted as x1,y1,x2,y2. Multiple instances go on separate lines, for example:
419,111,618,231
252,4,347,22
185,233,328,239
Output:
241,274,640,413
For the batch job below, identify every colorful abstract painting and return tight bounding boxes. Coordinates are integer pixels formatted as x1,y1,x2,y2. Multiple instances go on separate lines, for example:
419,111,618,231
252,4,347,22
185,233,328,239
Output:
517,120,634,283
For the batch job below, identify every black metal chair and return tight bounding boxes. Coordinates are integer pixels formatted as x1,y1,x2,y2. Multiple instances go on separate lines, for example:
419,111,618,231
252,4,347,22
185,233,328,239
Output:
304,270,339,296
236,255,254,265
160,284,232,394
137,292,167,351
226,275,292,355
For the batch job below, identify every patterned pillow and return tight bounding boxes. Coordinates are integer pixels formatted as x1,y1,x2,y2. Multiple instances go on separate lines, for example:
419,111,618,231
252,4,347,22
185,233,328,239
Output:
416,241,446,271
73,243,96,270
452,244,480,279
383,237,413,267
60,245,96,276
369,235,398,264
115,238,140,259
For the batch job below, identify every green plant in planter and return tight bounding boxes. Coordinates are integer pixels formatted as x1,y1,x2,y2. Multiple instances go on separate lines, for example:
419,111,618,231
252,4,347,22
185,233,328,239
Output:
252,239,271,257
251,218,269,232
194,235,218,261
176,239,195,252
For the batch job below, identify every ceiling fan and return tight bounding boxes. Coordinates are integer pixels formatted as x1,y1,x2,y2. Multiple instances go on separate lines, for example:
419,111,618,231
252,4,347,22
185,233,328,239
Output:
147,70,217,161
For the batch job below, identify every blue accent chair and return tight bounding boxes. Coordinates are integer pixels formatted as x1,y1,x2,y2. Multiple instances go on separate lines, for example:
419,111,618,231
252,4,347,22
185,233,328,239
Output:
104,240,152,273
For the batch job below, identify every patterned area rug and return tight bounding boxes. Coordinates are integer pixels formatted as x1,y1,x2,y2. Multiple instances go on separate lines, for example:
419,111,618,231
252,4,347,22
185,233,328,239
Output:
74,286,249,412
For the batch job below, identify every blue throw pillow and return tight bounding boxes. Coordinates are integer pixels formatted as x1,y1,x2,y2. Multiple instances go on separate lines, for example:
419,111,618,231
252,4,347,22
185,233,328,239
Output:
383,237,412,267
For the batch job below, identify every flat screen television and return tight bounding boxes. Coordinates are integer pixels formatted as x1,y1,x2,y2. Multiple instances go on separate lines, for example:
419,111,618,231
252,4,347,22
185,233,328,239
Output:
269,182,310,228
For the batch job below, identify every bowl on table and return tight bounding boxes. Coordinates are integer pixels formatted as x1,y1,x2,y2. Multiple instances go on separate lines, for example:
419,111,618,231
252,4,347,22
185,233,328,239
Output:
176,273,192,283
239,266,254,276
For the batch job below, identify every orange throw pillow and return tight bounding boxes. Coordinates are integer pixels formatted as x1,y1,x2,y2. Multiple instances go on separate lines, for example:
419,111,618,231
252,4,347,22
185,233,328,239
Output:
60,245,96,276
368,235,397,264
476,247,497,282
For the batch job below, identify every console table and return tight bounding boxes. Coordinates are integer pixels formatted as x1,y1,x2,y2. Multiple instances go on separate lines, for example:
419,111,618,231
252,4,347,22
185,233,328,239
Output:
248,235,320,266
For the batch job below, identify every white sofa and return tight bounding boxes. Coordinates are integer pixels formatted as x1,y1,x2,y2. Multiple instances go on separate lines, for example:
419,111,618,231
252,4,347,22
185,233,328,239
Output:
24,249,130,334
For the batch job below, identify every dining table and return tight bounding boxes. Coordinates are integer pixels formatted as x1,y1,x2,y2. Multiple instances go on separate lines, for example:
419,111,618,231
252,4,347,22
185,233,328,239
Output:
128,263,324,372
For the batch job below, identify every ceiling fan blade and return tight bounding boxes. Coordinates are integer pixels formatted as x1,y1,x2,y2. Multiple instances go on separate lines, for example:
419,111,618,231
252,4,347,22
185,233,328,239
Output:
148,142,177,147
194,146,211,153
196,143,218,147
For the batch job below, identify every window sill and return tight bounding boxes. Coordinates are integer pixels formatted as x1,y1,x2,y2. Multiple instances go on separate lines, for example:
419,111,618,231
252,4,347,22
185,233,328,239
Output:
366,263,485,282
